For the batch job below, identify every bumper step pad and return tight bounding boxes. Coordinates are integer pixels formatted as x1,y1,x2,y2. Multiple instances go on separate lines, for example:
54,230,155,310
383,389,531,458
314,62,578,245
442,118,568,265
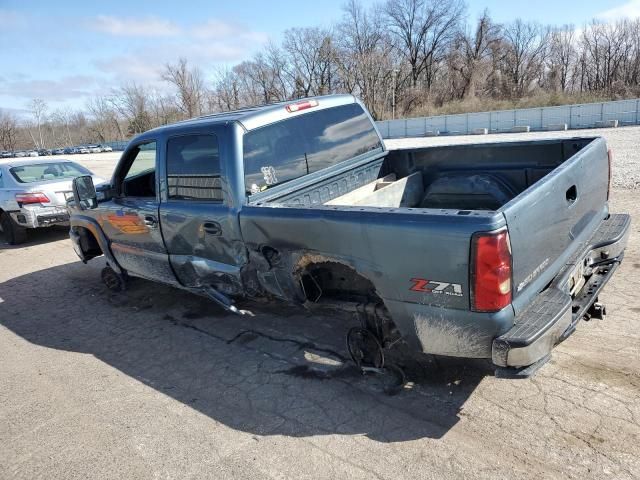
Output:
590,213,630,248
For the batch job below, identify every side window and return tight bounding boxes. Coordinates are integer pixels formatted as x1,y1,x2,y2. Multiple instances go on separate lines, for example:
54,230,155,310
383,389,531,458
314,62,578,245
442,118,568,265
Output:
120,141,157,197
166,134,221,201
0,168,4,188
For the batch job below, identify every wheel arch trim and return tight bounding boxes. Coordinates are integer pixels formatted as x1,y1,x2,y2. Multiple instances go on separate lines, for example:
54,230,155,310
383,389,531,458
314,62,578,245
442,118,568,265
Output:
70,216,123,274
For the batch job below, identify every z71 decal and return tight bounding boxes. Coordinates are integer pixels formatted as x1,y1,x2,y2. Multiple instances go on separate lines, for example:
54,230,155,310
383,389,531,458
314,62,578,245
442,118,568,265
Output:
410,278,463,297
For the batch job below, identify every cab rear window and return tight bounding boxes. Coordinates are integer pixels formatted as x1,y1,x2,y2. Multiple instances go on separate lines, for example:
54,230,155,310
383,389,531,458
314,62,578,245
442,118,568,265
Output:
10,162,90,183
243,103,382,194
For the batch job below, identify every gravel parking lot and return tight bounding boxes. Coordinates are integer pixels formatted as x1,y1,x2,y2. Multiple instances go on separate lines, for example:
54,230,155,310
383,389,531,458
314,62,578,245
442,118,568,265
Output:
1,128,639,479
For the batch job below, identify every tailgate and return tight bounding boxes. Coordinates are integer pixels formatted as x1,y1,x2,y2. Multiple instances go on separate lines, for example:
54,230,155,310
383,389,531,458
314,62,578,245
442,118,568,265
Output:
502,137,610,314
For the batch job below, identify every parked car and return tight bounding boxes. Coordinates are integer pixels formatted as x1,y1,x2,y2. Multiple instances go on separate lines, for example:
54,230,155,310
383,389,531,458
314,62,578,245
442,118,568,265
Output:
0,151,13,158
63,147,77,154
67,94,630,378
97,144,113,152
26,151,39,157
0,158,104,244
86,145,102,153
37,149,52,156
14,151,27,158
76,146,90,154
52,148,65,155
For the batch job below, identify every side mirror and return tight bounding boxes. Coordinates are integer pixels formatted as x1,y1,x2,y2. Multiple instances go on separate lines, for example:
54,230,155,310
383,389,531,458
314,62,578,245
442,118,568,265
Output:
72,175,97,210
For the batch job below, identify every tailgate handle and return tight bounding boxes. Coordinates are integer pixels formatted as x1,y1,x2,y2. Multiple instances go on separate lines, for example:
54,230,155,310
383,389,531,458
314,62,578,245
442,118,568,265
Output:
566,185,577,203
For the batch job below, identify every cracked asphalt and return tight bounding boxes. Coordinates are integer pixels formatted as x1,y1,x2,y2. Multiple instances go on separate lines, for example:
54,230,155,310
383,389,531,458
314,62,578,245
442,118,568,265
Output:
1,160,639,479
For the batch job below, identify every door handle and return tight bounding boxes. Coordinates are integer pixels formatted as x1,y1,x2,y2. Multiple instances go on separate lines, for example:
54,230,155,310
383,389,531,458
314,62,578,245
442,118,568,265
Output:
144,215,158,228
202,221,222,236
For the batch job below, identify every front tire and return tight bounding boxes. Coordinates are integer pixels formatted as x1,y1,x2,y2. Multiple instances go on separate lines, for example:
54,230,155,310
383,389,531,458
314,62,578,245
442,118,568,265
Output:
101,266,127,292
0,211,28,245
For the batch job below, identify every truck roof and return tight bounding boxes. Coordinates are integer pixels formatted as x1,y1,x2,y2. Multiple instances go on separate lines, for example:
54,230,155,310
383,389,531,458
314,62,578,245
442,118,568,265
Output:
141,94,358,137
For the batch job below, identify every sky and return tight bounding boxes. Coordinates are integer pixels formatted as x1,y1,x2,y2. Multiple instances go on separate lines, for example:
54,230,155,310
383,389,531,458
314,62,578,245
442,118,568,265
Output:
1,0,638,116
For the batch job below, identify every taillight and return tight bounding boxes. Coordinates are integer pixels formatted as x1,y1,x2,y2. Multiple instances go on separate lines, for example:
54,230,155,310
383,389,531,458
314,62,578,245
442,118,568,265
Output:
471,229,512,312
607,149,613,200
285,99,319,113
15,192,50,205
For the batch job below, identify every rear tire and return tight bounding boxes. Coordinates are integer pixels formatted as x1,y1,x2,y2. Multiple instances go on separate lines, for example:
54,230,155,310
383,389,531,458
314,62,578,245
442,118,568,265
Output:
0,211,28,245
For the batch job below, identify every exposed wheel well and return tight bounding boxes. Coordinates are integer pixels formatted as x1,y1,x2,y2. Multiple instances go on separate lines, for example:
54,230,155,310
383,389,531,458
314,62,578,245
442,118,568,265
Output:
300,261,378,304
298,260,401,344
75,226,103,257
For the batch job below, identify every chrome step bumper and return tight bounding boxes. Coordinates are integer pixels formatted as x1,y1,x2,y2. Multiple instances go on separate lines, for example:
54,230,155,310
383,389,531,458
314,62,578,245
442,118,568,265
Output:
492,213,630,371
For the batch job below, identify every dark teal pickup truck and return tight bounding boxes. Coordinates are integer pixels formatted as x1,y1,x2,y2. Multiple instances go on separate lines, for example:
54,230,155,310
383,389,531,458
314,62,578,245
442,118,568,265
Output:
69,95,630,377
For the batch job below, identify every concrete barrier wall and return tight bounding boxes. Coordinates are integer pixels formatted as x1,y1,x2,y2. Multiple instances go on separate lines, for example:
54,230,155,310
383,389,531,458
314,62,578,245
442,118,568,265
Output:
376,98,640,139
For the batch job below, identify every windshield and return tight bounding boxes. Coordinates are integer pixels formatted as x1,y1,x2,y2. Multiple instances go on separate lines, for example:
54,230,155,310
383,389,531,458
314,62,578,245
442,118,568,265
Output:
10,162,91,183
243,103,382,194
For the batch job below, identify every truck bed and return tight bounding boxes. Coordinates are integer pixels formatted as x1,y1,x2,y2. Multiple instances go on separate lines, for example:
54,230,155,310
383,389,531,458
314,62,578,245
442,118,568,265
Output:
244,136,610,319
253,137,597,212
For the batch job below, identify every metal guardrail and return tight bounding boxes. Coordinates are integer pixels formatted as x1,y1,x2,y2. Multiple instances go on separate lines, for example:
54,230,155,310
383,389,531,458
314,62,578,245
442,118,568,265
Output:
376,98,640,139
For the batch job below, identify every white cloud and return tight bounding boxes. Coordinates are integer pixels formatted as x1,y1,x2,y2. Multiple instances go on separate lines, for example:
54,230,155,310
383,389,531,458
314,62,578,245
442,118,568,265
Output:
95,55,165,85
597,0,640,20
0,14,270,110
92,15,182,37
192,19,269,44
0,75,98,101
93,19,270,84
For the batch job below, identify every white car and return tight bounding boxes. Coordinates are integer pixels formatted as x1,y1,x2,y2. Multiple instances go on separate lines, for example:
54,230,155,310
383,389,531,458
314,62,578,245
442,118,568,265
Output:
86,145,102,153
27,151,39,157
98,144,113,152
0,158,104,244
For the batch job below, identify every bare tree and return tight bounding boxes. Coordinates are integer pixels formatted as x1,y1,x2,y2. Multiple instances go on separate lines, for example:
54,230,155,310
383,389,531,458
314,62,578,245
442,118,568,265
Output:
547,25,576,92
265,42,294,101
0,110,19,151
148,89,182,126
87,96,125,142
500,20,548,97
622,19,640,87
579,19,640,93
384,0,465,89
28,98,48,149
450,10,501,99
162,58,206,118
283,27,337,97
108,83,152,135
212,67,241,112
51,109,76,146
337,0,396,118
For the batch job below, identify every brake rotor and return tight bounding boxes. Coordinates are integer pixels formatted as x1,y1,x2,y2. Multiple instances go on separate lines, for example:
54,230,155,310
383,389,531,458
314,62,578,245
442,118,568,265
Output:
346,327,384,369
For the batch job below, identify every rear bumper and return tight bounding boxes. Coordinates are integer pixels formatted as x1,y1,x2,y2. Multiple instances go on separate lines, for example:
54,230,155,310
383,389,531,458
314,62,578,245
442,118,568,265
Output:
10,206,69,228
492,213,630,368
